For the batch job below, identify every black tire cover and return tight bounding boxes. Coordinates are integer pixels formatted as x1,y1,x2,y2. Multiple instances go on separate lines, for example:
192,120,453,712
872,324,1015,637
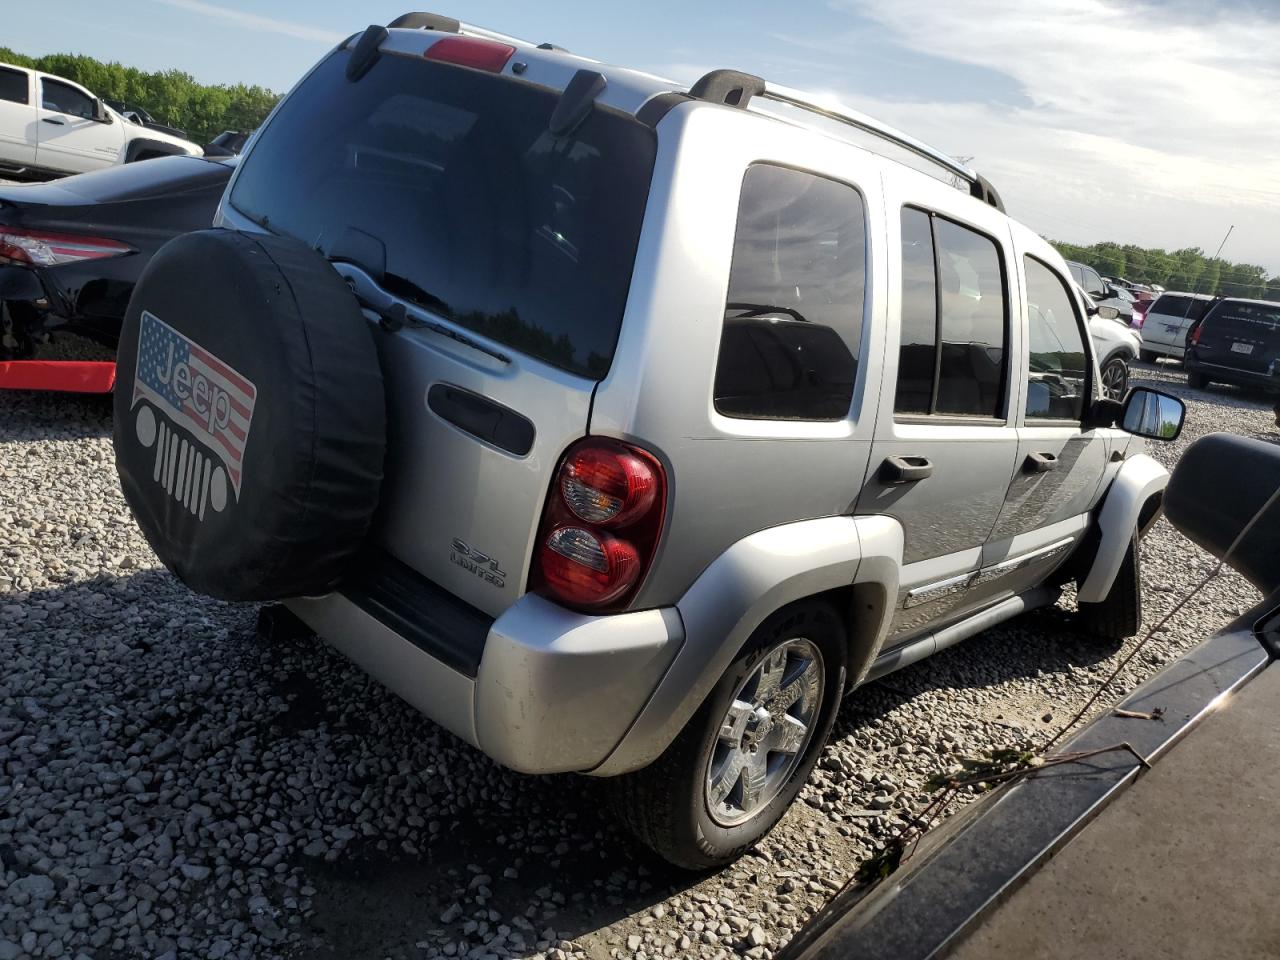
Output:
113,229,386,601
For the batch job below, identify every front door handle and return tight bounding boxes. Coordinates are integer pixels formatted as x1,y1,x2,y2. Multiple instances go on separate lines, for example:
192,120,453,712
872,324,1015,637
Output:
41,117,65,125
1024,451,1059,474
881,455,934,484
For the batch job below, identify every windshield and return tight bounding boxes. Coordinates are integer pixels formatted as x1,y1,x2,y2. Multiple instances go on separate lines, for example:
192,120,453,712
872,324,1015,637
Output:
230,49,657,379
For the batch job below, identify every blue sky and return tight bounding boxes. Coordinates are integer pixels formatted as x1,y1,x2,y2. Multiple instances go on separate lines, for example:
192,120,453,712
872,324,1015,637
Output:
6,0,1278,273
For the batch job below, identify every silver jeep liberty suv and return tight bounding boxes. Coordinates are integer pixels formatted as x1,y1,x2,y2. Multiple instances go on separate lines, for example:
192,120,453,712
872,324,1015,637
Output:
119,11,1185,869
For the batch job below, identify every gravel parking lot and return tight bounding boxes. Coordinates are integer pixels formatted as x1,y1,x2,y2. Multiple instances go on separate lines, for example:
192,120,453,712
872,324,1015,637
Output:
0,361,1270,960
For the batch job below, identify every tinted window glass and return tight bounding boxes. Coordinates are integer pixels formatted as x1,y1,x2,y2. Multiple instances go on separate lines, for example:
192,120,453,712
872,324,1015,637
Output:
230,50,656,379
935,218,1006,417
714,165,865,420
1150,294,1214,321
1025,257,1089,421
894,208,936,415
1200,300,1280,339
894,209,1007,418
1081,266,1105,296
0,68,27,105
41,79,95,118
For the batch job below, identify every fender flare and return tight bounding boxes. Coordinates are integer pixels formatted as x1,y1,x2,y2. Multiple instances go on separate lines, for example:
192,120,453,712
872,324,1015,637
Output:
124,137,190,163
590,514,903,776
1099,344,1137,367
1078,452,1169,603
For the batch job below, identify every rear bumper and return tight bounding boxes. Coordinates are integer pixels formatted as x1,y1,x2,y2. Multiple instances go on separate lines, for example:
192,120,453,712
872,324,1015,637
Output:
1185,352,1280,391
287,582,684,775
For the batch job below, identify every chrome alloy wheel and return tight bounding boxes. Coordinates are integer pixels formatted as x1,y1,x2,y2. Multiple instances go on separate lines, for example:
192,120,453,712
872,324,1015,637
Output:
705,638,824,827
1101,358,1129,400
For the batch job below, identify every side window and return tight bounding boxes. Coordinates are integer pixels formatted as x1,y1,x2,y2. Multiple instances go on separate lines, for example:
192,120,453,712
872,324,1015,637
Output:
1024,256,1090,421
0,68,28,105
893,209,936,414
1082,267,1105,297
893,208,1008,419
714,164,866,421
41,79,95,119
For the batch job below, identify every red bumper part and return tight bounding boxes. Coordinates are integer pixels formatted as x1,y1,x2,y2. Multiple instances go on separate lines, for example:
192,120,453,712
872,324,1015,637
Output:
0,360,117,393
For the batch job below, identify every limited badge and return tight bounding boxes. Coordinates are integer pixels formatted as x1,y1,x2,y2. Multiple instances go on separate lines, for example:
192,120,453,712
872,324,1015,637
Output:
130,310,258,520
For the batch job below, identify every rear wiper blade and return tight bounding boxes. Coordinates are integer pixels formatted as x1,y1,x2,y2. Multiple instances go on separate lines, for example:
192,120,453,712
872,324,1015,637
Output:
330,259,512,365
382,272,451,317
726,301,809,323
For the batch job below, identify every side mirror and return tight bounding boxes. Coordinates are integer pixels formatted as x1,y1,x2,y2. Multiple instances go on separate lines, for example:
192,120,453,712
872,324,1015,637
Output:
1122,387,1185,441
93,99,111,123
1097,305,1120,321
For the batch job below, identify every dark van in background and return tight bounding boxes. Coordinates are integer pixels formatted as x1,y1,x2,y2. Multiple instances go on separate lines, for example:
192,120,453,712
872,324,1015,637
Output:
1185,298,1280,393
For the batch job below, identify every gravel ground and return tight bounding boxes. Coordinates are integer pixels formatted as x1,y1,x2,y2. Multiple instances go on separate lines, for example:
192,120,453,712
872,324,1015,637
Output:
0,359,1272,960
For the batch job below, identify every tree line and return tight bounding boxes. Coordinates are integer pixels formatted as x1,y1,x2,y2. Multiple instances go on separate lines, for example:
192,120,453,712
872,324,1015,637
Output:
0,47,280,147
1050,238,1280,301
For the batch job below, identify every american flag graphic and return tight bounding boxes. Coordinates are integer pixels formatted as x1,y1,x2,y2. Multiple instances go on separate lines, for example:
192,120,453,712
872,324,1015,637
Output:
132,310,257,497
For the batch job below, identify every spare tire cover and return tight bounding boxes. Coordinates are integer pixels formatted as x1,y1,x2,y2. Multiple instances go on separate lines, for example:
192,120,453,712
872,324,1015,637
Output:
113,229,386,601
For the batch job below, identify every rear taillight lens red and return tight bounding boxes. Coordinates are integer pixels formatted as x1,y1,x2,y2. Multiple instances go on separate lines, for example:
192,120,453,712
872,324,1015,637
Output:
532,438,666,611
0,227,132,267
1190,323,1204,345
424,36,515,73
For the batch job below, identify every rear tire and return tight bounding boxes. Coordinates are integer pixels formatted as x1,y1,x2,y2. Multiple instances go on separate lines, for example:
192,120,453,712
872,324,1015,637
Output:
1077,531,1142,641
1187,370,1209,390
612,600,847,870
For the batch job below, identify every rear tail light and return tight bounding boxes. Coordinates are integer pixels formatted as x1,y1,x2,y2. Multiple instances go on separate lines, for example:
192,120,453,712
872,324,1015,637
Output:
532,438,666,611
425,36,515,73
1190,323,1204,345
0,227,132,267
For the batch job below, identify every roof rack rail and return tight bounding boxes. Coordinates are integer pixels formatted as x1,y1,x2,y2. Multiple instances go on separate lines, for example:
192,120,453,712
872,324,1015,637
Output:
387,12,459,31
388,11,534,48
683,70,1004,213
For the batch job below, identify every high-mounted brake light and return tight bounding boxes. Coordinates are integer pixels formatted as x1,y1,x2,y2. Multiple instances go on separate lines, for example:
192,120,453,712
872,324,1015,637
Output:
0,227,132,267
532,438,666,611
425,36,515,73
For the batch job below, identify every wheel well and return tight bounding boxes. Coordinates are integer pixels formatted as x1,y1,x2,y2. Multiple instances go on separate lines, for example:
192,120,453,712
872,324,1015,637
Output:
1137,490,1164,536
792,581,891,686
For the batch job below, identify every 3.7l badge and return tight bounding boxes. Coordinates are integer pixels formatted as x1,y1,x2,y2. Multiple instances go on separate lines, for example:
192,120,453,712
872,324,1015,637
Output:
450,539,506,588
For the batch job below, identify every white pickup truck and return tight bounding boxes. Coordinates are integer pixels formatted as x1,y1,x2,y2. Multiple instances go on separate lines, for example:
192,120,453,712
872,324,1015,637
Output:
0,62,202,177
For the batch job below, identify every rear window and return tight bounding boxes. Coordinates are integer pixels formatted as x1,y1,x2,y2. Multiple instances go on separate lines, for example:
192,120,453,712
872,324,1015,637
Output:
230,49,657,379
1150,294,1214,321
1202,301,1280,338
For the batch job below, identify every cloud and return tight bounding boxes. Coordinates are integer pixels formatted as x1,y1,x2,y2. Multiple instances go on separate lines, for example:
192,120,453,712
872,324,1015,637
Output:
788,0,1280,270
149,0,344,45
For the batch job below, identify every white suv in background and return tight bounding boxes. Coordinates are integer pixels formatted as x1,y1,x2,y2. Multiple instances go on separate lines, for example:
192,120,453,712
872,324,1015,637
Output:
0,62,201,177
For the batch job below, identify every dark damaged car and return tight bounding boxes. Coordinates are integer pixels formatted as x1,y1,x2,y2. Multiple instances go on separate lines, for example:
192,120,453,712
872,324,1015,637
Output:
0,155,232,391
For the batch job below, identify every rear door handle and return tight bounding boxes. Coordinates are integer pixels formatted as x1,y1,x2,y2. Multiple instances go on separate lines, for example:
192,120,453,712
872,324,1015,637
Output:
41,117,65,125
881,455,934,484
1024,451,1059,474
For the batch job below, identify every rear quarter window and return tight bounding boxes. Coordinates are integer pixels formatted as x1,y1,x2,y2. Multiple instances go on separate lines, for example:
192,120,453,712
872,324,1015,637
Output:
0,67,28,105
713,164,866,421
